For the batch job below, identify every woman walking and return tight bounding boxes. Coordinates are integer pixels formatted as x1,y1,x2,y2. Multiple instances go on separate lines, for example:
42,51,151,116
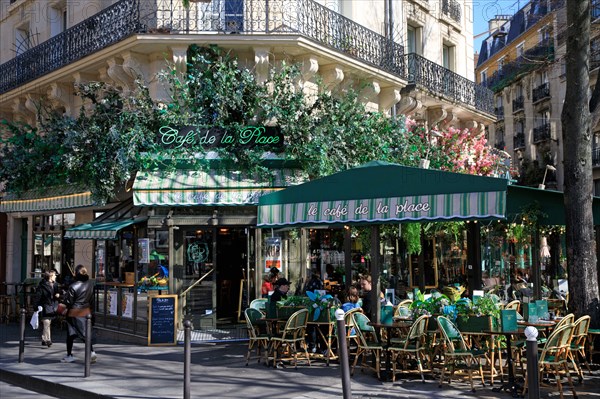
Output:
36,270,59,347
61,265,97,363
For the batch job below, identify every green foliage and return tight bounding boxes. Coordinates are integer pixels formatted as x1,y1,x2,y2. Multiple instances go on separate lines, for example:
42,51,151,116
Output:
402,223,422,255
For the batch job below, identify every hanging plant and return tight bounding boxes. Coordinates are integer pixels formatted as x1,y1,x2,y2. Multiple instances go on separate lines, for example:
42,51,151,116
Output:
402,223,422,255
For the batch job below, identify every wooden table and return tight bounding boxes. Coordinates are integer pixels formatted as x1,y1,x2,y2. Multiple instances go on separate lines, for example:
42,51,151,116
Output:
307,320,338,365
517,319,556,337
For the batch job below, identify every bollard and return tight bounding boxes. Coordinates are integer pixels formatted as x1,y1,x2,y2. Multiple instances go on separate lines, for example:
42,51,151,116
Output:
335,309,352,399
525,326,540,399
184,320,191,399
84,314,92,377
19,308,26,363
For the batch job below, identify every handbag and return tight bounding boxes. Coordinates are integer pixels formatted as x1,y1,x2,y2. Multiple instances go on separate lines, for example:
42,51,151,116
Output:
56,303,68,316
30,307,41,329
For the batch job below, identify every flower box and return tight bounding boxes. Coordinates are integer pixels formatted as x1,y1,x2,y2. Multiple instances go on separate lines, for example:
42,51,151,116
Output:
277,305,306,320
456,315,498,332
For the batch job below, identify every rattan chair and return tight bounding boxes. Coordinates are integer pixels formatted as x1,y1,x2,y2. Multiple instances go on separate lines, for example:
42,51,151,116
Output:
394,299,413,318
249,298,268,315
270,308,311,369
437,316,486,392
569,315,591,381
504,299,521,314
388,314,429,382
244,308,270,365
351,312,385,379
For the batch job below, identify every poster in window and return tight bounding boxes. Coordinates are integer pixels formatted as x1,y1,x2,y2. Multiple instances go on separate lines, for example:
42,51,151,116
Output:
138,238,150,264
108,290,118,316
122,293,134,318
156,231,169,248
264,237,282,272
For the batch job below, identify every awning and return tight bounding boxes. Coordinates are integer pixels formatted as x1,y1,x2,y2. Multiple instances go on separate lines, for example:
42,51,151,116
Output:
0,185,94,213
133,168,306,206
64,217,148,240
258,161,508,227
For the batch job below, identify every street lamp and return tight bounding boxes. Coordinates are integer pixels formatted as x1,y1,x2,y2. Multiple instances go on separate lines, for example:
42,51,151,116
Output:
538,165,556,190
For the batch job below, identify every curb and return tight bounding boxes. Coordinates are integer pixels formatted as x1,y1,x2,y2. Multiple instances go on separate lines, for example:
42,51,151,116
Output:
0,368,112,399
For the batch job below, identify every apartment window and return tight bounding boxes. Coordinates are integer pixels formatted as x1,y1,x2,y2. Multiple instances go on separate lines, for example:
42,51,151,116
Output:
595,180,600,196
407,25,422,55
539,26,551,43
15,24,31,55
480,70,488,85
538,70,548,85
515,84,523,99
442,44,456,71
49,3,67,37
516,43,525,58
498,56,505,72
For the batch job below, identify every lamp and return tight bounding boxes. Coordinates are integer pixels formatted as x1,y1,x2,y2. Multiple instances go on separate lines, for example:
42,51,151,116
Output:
538,165,556,190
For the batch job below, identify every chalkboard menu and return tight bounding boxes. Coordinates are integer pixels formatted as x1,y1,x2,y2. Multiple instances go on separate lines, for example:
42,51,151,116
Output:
148,295,178,346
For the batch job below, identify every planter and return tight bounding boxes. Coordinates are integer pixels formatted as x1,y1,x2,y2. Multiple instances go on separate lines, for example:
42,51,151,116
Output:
456,315,498,333
277,306,306,320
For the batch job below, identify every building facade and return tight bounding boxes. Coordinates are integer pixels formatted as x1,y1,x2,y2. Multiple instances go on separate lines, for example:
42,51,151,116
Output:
0,0,493,335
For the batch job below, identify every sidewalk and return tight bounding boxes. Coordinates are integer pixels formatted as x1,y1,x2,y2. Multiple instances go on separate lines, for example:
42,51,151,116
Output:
1,323,598,399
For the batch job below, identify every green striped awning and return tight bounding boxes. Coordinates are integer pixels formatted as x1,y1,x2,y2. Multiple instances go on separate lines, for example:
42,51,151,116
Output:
64,218,147,240
0,186,94,213
258,161,509,227
133,169,305,206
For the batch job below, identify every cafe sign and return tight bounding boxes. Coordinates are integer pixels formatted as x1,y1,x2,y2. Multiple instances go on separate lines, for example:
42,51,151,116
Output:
158,125,283,149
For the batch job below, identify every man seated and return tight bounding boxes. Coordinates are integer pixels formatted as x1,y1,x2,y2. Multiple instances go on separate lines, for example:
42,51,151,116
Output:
270,278,291,302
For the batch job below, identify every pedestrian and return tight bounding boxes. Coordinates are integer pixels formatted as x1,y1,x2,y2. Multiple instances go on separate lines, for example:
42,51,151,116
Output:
36,270,60,347
61,265,97,363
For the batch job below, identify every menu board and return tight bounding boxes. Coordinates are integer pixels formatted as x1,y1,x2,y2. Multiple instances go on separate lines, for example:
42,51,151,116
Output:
148,295,178,346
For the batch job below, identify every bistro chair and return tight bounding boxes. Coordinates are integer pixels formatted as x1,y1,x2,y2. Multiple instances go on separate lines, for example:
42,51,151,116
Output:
394,299,413,318
351,312,385,380
523,323,577,399
249,298,268,315
387,314,429,383
270,308,311,369
437,316,486,393
504,299,521,314
568,315,591,381
344,307,363,359
244,308,270,366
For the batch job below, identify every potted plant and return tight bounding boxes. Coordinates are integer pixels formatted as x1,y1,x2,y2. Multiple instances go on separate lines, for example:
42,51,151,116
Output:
306,291,339,322
455,294,501,332
277,295,309,319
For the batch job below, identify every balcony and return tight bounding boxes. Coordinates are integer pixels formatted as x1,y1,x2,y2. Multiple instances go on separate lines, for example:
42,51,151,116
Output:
593,146,600,166
512,96,525,113
495,106,504,120
484,39,554,93
405,53,494,114
441,0,461,24
532,82,551,103
514,133,525,149
495,140,506,150
533,123,551,143
0,0,494,116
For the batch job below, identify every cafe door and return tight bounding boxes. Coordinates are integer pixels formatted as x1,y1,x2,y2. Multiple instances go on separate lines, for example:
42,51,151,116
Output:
216,227,249,323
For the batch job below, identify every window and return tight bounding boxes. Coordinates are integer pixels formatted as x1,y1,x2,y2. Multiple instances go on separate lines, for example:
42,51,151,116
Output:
538,70,548,85
407,25,422,55
15,24,31,55
595,180,600,196
49,3,67,37
442,44,455,71
498,56,505,72
516,43,525,58
539,26,551,43
480,70,488,84
515,84,523,99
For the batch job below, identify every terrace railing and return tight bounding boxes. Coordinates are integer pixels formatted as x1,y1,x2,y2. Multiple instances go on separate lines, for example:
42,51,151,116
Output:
514,133,526,150
533,123,551,143
532,82,550,103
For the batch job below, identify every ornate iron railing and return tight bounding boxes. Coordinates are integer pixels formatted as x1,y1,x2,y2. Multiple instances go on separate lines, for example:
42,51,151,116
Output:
533,123,551,143
405,53,494,114
441,0,461,24
0,0,141,94
514,133,526,149
593,146,600,166
512,96,525,113
0,0,493,115
532,82,550,103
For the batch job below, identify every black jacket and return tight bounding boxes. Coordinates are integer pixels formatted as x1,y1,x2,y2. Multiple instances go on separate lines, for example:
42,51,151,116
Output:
63,276,95,311
36,279,59,318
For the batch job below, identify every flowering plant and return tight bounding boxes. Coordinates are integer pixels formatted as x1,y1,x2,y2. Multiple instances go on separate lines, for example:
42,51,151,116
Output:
306,291,339,321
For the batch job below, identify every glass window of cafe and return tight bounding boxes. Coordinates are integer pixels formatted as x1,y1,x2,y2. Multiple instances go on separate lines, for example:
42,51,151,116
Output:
32,213,75,278
94,229,137,283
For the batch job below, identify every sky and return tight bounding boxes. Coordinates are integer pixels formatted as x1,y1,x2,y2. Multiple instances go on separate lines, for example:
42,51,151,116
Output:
472,0,524,52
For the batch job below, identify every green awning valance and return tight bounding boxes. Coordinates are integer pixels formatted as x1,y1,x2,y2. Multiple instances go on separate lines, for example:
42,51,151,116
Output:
0,186,94,213
133,169,306,206
64,217,147,240
258,161,509,227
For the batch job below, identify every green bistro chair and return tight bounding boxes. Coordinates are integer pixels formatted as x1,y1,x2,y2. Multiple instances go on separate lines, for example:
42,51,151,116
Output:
249,298,268,315
244,308,270,366
568,315,591,381
437,316,486,392
351,312,385,380
270,308,311,369
387,314,430,383
523,323,576,399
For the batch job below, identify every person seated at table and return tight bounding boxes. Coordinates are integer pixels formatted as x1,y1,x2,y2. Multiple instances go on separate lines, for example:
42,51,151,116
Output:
303,269,323,294
270,277,291,303
341,286,361,313
359,275,374,318
261,273,275,298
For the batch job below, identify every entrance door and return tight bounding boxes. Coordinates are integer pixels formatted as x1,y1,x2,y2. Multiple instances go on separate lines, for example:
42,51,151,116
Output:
216,227,247,322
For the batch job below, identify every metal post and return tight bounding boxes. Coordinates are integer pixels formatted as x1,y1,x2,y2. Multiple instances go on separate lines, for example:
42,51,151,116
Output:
184,320,191,399
525,326,540,399
335,309,352,399
18,308,26,363
84,314,92,377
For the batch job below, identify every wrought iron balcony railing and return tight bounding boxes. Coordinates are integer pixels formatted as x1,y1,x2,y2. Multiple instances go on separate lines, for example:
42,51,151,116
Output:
532,82,551,103
441,0,461,24
514,133,526,149
405,53,494,114
533,123,551,143
0,0,493,115
593,146,600,166
512,96,525,113
495,140,506,150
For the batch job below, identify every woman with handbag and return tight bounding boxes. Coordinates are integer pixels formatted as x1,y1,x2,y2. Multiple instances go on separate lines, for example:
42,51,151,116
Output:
61,265,97,363
36,270,60,347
